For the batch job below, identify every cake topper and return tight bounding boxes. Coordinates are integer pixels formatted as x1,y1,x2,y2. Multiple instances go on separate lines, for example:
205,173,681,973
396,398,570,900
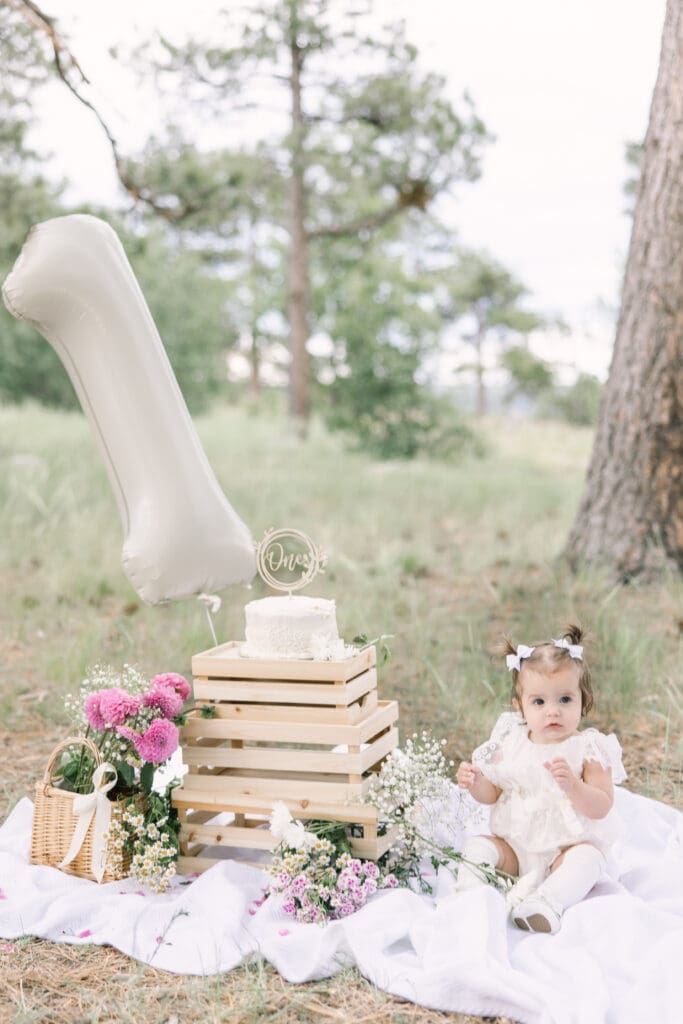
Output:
255,528,327,594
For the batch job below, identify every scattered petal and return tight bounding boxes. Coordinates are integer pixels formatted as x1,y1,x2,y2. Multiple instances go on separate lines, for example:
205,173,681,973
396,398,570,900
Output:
278,929,290,937
0,944,15,953
248,908,257,916
0,890,7,900
78,930,92,938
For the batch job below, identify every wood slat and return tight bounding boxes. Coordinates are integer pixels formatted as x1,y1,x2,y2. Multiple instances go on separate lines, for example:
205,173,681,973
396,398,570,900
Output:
181,699,397,747
194,689,378,725
173,771,373,806
182,822,275,850
192,668,376,707
171,786,376,819
192,641,375,682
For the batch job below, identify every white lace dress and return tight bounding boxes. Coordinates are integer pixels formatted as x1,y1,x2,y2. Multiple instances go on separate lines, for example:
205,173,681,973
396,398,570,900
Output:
471,711,627,885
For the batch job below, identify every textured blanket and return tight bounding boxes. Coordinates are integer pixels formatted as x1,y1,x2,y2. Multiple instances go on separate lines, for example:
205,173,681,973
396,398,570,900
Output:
1,787,682,1024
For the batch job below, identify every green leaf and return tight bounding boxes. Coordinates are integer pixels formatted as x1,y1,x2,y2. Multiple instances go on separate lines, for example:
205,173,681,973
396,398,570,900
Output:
140,761,155,794
114,759,135,788
352,633,368,645
200,704,217,719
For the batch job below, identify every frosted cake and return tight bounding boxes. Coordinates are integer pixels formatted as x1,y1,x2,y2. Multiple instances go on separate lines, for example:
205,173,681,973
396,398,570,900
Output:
242,595,346,660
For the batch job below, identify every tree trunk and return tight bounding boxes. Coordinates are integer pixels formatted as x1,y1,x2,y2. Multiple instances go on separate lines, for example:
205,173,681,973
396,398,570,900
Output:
565,0,683,579
287,31,311,430
248,327,261,395
475,329,487,416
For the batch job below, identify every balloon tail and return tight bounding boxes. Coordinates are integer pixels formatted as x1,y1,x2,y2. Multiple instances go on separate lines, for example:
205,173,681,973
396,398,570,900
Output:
197,592,221,648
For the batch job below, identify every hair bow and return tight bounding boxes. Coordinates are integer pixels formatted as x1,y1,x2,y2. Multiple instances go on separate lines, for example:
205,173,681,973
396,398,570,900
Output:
506,644,535,672
552,638,583,660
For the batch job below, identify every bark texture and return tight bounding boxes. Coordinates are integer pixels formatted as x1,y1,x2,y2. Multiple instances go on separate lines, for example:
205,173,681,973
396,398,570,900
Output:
565,0,683,578
287,35,311,427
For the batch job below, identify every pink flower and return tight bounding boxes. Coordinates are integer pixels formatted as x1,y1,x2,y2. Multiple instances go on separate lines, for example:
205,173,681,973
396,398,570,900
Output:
150,673,191,701
134,719,179,763
99,688,141,727
115,725,138,742
84,692,107,731
142,686,183,719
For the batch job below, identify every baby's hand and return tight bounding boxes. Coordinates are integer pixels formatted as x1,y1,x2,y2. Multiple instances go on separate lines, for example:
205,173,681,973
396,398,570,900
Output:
544,757,579,793
456,761,482,791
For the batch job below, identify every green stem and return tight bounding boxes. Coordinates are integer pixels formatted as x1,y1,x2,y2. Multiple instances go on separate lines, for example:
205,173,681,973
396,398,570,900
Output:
410,829,516,891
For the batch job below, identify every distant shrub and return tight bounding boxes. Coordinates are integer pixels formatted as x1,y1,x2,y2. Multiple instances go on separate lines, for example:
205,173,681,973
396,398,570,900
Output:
537,373,603,426
324,387,484,461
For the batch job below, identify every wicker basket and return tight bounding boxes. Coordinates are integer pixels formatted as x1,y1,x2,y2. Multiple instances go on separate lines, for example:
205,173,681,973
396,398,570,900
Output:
31,737,135,883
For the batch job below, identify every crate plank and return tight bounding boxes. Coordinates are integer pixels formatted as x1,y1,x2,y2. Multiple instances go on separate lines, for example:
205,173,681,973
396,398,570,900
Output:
194,689,378,725
192,641,375,681
181,700,397,747
193,668,376,707
182,725,397,775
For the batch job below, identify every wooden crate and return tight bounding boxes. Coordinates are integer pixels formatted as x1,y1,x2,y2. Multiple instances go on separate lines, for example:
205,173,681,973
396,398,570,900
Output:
173,641,399,872
191,642,378,724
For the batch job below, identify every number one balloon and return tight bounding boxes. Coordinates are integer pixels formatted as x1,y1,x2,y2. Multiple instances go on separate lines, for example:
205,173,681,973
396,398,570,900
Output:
2,214,255,603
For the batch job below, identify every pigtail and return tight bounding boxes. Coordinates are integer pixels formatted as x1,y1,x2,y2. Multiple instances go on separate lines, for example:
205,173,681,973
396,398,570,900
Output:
561,623,593,714
563,623,584,646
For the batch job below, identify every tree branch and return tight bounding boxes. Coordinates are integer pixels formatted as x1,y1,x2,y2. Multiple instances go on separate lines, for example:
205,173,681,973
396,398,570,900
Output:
9,0,199,223
306,181,432,240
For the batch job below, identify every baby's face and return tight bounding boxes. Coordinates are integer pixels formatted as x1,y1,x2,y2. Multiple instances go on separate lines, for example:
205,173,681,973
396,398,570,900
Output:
513,664,582,744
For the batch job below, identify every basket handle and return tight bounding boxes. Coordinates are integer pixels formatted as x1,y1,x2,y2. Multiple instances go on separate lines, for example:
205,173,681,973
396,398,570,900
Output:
41,736,103,790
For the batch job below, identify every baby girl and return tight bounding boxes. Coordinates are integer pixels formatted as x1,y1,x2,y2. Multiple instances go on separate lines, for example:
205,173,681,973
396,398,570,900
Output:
456,626,626,933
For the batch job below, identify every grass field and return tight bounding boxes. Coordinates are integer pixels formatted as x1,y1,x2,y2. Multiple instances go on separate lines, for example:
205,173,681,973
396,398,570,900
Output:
1,401,682,1023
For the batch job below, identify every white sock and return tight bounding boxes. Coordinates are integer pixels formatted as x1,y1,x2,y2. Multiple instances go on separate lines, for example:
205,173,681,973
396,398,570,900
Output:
535,844,605,911
456,836,500,891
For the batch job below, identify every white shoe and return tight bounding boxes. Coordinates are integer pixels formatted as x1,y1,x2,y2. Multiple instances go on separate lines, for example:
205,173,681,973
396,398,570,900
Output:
512,892,562,934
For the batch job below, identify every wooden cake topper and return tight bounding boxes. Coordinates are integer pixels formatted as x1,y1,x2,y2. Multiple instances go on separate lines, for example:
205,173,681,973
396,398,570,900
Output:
255,528,327,594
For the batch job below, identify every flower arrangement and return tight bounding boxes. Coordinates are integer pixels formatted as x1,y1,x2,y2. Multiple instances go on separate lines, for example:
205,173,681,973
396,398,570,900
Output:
368,731,511,893
60,664,193,890
266,802,398,923
265,732,511,924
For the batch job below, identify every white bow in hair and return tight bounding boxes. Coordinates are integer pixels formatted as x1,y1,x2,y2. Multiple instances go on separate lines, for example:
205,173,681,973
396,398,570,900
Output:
506,644,535,672
553,637,583,660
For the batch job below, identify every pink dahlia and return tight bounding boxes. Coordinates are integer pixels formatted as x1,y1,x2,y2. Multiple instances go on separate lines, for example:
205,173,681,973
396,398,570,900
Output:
142,686,183,719
99,688,141,726
115,725,138,742
134,719,179,764
149,673,191,701
84,692,106,731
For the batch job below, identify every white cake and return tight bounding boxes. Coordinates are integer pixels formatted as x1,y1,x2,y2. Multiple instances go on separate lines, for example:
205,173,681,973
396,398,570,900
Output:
242,595,344,660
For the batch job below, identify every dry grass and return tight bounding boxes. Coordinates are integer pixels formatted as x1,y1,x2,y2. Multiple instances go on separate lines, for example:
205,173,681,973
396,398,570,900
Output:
0,939,519,1024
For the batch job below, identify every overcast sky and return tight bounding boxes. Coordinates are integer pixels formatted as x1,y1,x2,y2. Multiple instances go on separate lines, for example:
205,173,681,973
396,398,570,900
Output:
30,0,666,380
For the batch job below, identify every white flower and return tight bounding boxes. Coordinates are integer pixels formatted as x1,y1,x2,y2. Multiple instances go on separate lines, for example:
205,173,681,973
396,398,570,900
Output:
269,802,294,840
284,821,318,851
269,801,317,850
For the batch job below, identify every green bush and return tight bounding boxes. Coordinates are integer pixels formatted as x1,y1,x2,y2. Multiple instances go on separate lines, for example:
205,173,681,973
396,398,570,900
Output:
323,384,483,461
537,373,603,426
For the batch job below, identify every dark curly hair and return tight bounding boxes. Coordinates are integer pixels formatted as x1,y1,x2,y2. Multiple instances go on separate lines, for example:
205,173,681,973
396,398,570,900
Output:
503,624,593,715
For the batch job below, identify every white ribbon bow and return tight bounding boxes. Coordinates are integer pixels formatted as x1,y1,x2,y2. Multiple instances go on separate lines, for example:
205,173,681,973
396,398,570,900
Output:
552,638,583,660
59,762,117,883
505,644,535,672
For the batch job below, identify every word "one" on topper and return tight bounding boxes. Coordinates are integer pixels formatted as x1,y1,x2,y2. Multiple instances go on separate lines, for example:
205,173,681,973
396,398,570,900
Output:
255,528,327,593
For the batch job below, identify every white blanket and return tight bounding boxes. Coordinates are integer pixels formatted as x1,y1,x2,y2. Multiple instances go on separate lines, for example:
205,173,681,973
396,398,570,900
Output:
2,787,683,1024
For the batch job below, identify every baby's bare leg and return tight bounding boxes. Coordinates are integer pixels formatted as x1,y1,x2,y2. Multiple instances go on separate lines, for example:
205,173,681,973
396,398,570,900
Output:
455,834,518,892
488,836,519,876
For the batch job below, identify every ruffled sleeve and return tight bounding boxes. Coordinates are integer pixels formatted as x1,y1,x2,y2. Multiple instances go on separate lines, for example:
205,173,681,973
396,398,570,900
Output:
471,711,524,785
579,729,627,785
